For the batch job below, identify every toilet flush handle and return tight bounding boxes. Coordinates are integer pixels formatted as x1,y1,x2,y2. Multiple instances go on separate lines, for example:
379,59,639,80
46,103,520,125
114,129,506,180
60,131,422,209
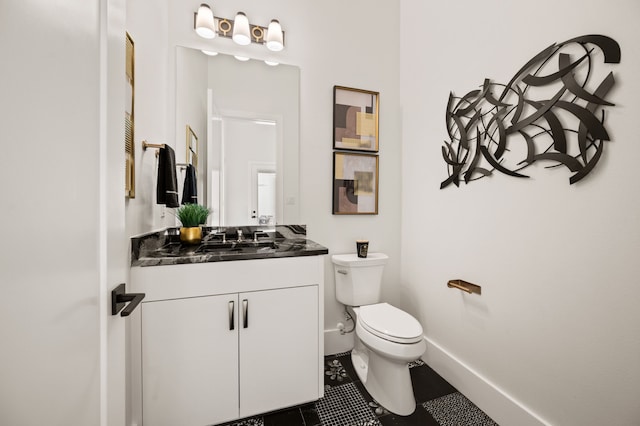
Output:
337,269,348,275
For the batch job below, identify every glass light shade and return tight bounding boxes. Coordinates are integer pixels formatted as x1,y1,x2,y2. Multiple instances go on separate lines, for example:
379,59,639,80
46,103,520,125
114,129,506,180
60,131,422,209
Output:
264,60,279,66
234,55,250,62
195,4,216,39
266,20,283,51
201,49,219,56
232,12,251,45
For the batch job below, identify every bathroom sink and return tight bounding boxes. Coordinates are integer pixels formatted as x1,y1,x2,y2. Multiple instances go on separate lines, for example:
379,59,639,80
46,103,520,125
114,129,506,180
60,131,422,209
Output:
196,241,279,253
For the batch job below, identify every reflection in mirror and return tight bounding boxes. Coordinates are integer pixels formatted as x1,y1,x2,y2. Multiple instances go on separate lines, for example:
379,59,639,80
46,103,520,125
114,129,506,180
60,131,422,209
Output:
185,125,198,170
175,47,299,227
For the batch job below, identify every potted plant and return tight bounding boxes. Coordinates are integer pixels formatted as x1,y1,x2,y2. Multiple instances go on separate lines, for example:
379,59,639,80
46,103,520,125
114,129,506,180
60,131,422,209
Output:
175,203,211,244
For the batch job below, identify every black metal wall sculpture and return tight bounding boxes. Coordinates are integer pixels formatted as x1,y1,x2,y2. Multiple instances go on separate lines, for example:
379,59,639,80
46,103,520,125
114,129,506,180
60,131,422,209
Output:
441,35,620,189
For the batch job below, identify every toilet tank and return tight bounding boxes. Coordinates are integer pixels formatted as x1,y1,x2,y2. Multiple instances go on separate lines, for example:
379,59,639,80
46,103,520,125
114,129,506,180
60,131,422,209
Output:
331,253,388,306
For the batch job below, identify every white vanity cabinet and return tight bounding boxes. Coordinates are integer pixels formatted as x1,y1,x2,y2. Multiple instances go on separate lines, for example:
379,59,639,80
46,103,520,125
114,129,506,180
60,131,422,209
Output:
141,294,239,426
130,255,325,426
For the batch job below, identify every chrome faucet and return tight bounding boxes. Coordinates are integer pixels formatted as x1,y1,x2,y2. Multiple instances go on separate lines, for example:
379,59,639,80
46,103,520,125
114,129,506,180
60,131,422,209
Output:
236,229,244,242
210,231,226,243
253,231,269,242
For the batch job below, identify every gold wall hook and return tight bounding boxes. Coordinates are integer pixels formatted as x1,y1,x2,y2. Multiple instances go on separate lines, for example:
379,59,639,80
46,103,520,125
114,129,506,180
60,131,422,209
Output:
447,279,481,295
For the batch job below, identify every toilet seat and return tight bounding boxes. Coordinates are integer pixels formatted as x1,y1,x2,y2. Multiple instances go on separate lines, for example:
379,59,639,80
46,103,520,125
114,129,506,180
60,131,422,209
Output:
358,303,423,344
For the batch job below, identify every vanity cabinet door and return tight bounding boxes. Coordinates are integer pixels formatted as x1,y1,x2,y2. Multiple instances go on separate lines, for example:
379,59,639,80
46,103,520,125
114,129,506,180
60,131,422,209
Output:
238,285,319,418
141,294,240,426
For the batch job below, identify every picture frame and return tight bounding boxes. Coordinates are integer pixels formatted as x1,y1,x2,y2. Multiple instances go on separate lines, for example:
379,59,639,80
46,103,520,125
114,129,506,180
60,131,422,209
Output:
333,85,379,152
333,152,378,215
186,125,198,170
125,32,135,198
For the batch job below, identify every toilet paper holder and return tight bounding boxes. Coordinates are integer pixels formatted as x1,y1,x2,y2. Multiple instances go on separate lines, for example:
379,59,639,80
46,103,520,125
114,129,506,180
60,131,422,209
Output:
447,279,481,295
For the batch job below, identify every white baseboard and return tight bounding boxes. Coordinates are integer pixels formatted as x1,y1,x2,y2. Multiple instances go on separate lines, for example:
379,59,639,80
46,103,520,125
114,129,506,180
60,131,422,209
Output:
324,328,354,355
423,336,551,426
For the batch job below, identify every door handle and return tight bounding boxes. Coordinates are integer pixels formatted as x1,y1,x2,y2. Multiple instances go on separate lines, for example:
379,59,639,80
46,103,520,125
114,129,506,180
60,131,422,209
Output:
242,299,248,328
228,301,235,330
111,283,145,317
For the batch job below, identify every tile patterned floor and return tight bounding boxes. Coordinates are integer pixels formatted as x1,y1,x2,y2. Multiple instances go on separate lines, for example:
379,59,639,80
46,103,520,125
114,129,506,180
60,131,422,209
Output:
219,352,498,426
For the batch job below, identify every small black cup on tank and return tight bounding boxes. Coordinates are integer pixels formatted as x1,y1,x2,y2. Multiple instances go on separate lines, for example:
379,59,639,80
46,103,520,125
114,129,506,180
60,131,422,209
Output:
357,240,369,258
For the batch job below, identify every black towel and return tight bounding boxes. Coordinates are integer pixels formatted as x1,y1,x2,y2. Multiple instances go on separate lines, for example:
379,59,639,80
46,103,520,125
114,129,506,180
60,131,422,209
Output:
181,164,198,205
156,145,179,208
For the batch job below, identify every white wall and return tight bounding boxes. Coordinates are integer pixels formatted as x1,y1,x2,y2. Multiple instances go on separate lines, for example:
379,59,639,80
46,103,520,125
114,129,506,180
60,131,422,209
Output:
126,0,172,235
400,1,640,425
126,0,402,354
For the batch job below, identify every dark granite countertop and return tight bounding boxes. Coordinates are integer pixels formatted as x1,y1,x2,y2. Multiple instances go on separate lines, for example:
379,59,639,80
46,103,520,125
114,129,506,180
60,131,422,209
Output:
131,225,328,267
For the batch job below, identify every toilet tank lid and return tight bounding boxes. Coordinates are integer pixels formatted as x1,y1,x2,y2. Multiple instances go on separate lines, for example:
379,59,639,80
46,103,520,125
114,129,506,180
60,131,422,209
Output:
332,253,388,267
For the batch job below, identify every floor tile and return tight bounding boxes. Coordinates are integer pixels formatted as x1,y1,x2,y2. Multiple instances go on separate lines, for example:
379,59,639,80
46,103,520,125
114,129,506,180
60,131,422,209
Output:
353,380,391,417
378,406,440,426
324,357,354,388
316,382,381,426
263,407,305,426
423,392,498,426
219,417,264,426
300,402,321,426
408,359,426,369
410,364,457,404
335,352,360,380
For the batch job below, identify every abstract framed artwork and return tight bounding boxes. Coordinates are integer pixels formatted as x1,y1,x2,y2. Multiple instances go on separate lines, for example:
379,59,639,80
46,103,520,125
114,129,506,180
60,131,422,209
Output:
333,152,378,214
333,85,379,152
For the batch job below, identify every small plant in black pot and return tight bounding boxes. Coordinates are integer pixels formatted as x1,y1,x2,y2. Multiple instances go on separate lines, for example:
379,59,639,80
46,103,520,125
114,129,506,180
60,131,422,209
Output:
175,203,211,244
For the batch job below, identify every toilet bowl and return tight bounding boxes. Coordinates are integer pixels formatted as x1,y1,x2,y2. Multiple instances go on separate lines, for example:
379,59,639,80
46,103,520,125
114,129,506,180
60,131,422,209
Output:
350,304,426,416
331,254,426,416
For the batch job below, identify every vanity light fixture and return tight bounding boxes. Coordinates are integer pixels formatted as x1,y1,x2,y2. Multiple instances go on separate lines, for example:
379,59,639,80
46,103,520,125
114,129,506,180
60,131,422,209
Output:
232,12,251,45
265,20,283,52
201,49,219,56
194,4,216,39
264,60,279,66
234,55,250,62
193,4,285,51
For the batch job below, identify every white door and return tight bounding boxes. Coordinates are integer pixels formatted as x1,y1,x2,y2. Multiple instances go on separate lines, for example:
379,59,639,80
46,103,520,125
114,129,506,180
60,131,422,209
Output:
141,295,240,426
249,163,276,225
239,286,319,418
104,0,129,425
257,171,277,225
0,1,127,426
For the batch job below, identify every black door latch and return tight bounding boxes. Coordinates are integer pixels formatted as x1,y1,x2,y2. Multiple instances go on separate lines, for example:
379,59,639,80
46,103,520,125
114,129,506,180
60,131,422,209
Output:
111,283,145,317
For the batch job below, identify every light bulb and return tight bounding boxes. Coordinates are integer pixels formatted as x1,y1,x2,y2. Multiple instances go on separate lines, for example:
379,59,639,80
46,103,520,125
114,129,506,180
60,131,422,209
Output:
194,4,216,39
266,19,283,51
232,12,251,45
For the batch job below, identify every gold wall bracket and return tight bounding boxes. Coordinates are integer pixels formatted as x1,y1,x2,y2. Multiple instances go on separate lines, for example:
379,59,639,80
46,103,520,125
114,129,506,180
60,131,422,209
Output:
142,140,165,151
447,279,482,295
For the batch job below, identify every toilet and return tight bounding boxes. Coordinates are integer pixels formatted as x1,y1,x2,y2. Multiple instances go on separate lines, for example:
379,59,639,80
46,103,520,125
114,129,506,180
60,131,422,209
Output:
332,253,426,416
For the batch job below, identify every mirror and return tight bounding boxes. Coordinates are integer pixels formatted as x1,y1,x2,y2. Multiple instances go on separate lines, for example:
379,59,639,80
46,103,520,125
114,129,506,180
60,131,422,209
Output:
175,46,300,226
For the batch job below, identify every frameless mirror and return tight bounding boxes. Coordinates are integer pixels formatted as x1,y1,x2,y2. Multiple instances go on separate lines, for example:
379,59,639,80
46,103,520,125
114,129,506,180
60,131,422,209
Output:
175,46,300,226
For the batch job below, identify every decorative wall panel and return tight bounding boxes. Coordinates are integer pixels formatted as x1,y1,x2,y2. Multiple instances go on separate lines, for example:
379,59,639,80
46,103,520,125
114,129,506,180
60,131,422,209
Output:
441,35,620,189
